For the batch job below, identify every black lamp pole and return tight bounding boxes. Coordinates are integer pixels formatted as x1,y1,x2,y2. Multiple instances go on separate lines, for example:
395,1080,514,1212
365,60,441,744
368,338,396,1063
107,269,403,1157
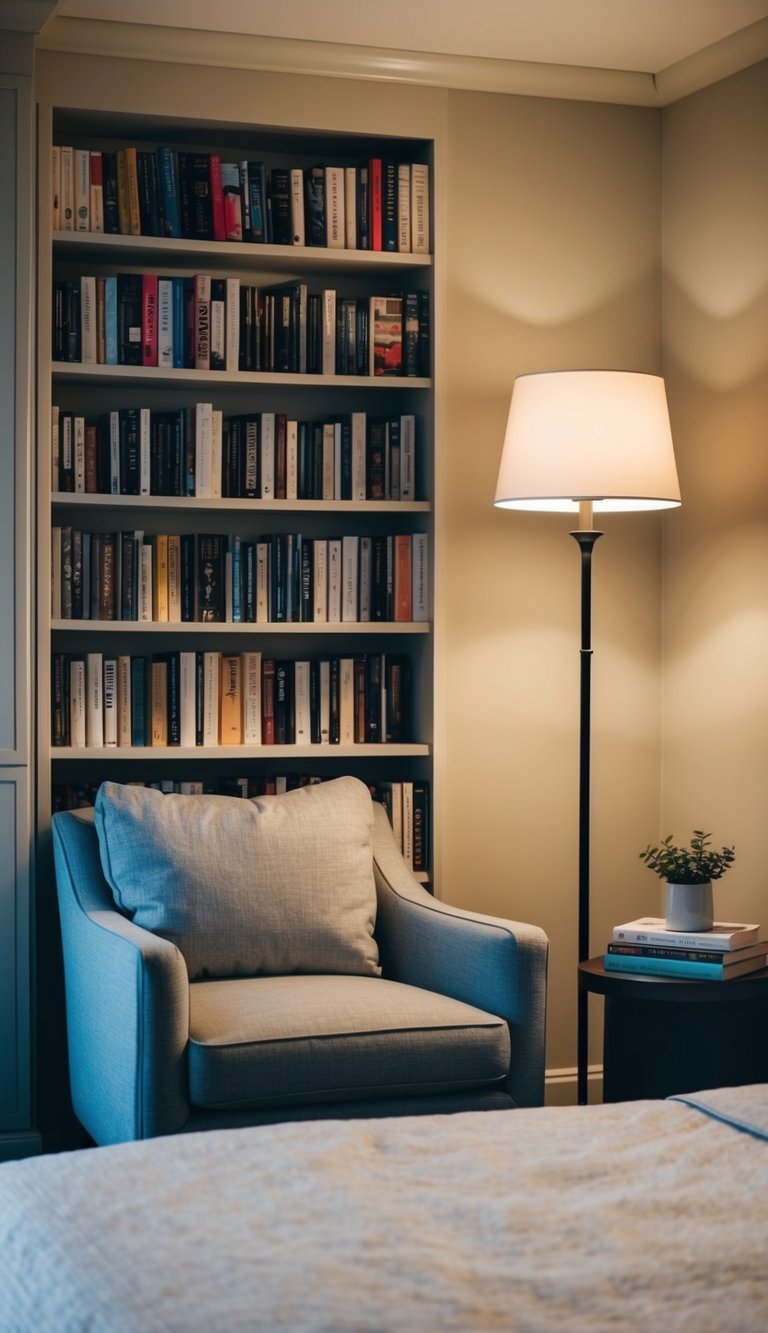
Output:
570,523,603,1106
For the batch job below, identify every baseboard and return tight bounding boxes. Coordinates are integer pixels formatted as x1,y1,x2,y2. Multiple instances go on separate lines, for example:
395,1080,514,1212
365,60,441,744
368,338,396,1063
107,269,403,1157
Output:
545,1066,604,1107
0,1129,42,1162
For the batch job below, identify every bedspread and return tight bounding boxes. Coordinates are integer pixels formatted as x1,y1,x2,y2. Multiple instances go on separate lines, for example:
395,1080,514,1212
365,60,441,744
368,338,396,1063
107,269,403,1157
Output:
1,1085,767,1332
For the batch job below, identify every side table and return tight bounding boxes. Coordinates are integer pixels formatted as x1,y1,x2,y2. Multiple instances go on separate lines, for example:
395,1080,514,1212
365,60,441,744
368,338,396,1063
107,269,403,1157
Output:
579,957,768,1102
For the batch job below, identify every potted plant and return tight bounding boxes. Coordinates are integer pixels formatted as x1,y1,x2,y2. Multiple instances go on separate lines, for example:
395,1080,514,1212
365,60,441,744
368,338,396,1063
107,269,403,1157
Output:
638,830,736,932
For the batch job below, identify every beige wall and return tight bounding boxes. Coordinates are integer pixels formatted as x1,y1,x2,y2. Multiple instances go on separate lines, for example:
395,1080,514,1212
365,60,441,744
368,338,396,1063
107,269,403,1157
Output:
662,62,768,931
441,91,665,1076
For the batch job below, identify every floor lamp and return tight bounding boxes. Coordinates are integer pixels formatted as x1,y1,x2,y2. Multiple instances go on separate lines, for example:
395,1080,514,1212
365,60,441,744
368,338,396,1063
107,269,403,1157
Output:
494,370,680,1105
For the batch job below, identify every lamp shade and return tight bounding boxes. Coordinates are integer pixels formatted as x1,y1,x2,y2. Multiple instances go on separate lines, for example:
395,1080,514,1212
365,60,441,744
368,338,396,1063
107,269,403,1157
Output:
494,370,681,513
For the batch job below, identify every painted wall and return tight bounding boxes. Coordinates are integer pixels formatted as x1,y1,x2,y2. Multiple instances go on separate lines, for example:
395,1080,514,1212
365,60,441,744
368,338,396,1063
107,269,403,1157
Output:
661,61,768,933
441,91,665,1078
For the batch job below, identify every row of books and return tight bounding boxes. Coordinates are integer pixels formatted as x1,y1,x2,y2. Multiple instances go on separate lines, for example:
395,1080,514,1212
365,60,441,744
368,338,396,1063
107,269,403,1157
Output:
53,275,431,379
53,146,430,255
52,405,418,502
52,775,430,873
52,650,414,751
604,917,766,980
52,529,429,626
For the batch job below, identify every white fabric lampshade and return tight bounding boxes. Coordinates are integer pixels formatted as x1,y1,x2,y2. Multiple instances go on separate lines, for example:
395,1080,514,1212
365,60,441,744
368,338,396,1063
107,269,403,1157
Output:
494,370,681,513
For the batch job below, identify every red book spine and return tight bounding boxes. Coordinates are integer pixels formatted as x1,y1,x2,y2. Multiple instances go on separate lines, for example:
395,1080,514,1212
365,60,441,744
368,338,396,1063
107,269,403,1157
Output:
209,154,226,242
141,273,158,366
369,158,382,252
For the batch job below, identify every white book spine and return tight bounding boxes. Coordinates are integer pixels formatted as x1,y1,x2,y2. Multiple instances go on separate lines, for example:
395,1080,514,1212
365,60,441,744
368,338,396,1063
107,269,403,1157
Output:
109,410,120,495
157,279,173,367
179,651,197,747
410,163,430,253
327,538,342,623
211,409,223,499
226,277,240,372
312,540,328,622
294,659,311,743
195,402,213,497
202,650,220,747
139,542,153,621
351,411,366,501
412,532,429,622
339,658,355,743
74,416,86,492
341,535,359,623
260,412,275,499
285,419,298,501
139,408,151,496
60,145,74,231
69,658,86,747
256,542,270,623
322,289,336,375
241,650,262,744
290,167,305,245
85,652,104,748
103,657,117,747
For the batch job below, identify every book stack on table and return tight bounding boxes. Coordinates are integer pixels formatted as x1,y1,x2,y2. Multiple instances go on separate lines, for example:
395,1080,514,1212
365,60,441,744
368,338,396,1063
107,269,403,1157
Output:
604,918,767,980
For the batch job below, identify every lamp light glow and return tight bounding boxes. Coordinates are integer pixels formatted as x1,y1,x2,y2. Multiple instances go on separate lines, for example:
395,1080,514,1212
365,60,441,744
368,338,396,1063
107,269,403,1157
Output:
494,370,681,514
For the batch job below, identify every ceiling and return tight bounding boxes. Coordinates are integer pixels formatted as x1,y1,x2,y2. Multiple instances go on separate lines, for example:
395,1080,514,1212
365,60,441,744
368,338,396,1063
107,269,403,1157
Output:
37,1,768,105
52,1,768,74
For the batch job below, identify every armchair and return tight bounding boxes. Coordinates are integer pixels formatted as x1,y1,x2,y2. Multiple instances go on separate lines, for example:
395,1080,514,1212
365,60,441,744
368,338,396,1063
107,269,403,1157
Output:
52,777,548,1145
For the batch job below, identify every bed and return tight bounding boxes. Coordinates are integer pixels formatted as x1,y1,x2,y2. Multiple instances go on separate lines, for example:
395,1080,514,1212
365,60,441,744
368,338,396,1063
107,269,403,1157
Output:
1,1084,767,1332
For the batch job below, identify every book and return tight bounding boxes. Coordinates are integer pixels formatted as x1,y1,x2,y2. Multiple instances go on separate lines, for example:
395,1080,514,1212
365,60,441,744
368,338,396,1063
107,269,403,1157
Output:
603,951,766,980
611,917,761,952
606,939,768,967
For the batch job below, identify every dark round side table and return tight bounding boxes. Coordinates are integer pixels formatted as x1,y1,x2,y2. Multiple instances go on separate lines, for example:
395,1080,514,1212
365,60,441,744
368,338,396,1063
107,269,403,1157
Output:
579,957,768,1102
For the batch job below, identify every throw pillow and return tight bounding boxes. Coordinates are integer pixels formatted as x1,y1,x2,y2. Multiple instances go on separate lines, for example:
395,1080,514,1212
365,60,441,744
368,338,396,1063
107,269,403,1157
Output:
94,776,380,980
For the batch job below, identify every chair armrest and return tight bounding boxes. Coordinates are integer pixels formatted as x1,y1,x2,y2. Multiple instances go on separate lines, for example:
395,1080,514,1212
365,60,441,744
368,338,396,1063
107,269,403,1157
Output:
371,803,549,1106
52,811,190,1143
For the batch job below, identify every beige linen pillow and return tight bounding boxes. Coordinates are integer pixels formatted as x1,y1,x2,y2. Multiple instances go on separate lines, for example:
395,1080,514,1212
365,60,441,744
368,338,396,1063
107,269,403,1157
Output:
94,776,380,980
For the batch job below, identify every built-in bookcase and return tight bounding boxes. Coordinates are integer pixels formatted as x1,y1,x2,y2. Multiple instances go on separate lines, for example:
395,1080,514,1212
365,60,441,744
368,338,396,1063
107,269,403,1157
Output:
38,109,435,877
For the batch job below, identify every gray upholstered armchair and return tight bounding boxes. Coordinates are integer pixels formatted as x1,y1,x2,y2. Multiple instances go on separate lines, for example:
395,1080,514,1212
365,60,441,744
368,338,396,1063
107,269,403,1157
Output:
52,777,548,1145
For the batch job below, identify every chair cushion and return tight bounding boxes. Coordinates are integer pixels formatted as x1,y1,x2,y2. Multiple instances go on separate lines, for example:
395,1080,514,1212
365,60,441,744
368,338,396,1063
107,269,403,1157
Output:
187,974,511,1109
93,777,379,981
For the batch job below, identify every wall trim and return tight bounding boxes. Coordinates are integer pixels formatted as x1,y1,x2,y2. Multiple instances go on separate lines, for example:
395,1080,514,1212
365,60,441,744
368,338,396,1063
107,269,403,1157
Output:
545,1065,603,1107
36,15,768,107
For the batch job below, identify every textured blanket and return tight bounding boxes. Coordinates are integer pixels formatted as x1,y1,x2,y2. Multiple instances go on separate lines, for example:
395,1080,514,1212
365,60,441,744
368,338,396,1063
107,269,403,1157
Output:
1,1086,767,1331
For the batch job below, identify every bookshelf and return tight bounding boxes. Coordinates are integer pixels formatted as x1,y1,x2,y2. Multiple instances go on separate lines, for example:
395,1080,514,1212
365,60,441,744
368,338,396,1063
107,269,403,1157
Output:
38,109,435,877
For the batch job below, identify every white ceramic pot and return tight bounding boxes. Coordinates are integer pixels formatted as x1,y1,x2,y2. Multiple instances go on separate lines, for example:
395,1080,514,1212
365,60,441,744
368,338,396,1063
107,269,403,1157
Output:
664,881,714,932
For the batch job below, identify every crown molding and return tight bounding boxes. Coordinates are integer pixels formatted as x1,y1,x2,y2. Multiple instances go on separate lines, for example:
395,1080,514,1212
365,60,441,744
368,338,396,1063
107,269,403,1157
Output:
35,14,768,108
654,16,768,104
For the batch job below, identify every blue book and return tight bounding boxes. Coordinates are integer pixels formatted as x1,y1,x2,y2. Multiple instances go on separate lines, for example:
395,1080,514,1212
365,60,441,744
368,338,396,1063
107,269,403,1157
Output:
230,534,242,622
172,277,186,368
104,275,118,365
603,951,765,981
156,147,181,238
